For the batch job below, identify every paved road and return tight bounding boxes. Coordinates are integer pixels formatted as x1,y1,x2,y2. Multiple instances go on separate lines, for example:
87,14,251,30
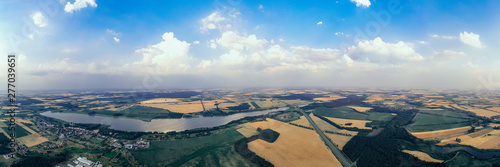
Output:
299,110,355,167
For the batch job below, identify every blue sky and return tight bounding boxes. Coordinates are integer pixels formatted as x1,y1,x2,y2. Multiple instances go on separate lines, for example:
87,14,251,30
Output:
1,0,499,90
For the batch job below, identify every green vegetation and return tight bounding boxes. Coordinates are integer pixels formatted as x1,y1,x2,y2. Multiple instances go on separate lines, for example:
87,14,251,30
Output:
406,112,474,132
130,129,255,167
313,107,394,122
0,133,10,154
1,122,32,138
227,103,252,110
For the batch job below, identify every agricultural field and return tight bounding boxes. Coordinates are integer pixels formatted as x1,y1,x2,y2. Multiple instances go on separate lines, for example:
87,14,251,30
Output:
459,105,500,118
459,129,500,149
242,119,342,167
322,117,372,130
253,99,287,109
0,121,32,138
411,126,471,139
405,112,474,132
312,94,345,102
130,129,254,167
347,106,372,112
312,107,394,122
402,150,443,163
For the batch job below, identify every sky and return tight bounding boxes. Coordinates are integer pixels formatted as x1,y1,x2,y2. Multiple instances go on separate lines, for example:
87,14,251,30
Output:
1,0,500,91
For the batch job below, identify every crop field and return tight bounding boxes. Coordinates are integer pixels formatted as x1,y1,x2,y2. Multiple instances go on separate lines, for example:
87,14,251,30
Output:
313,107,394,122
280,100,313,106
139,100,239,113
486,107,500,112
459,129,500,149
1,121,32,138
405,112,473,132
411,126,471,139
130,129,254,167
418,109,474,119
291,114,358,136
347,106,372,112
244,119,342,167
312,94,345,102
140,98,181,104
459,105,500,118
402,150,443,163
17,122,48,147
253,99,287,109
323,117,372,130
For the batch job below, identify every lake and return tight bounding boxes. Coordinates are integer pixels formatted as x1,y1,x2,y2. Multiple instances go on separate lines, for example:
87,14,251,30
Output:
40,107,289,132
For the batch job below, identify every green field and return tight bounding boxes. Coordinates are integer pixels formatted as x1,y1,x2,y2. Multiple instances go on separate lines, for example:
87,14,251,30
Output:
312,107,394,122
130,129,256,167
1,122,32,138
445,152,500,167
418,109,474,119
406,112,473,132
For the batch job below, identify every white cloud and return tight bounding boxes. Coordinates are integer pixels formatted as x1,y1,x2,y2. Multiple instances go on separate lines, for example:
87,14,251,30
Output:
259,5,263,9
335,32,344,36
32,11,47,27
217,31,268,51
209,40,217,49
107,29,120,43
460,31,484,48
64,0,97,13
431,34,456,40
193,41,200,44
347,37,424,64
113,37,120,43
200,10,240,33
350,0,371,8
430,50,466,61
279,38,284,42
134,32,192,73
317,21,323,25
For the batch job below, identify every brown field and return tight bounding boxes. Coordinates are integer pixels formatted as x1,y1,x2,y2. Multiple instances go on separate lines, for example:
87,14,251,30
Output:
347,106,373,112
325,133,355,149
411,126,471,139
292,114,358,136
323,117,372,130
425,95,445,98
140,98,180,104
290,116,311,127
236,124,259,137
402,150,443,163
244,119,342,167
281,100,313,106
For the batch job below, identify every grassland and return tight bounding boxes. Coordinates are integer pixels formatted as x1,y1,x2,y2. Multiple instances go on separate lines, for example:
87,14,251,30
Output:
402,150,443,163
130,129,255,167
312,107,394,122
322,117,372,130
445,152,500,167
242,119,342,167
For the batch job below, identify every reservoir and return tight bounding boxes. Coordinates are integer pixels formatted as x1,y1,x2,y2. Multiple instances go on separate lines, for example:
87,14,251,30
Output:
432,146,500,159
40,107,289,132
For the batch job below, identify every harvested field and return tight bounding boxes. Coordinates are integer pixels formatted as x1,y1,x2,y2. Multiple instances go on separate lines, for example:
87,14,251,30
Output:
236,124,259,137
140,98,180,104
17,122,48,147
254,100,287,109
486,107,500,112
402,150,443,163
245,119,342,167
325,133,354,150
460,106,500,118
313,94,346,102
139,100,238,113
347,106,372,112
410,126,471,139
292,114,358,136
460,130,500,149
281,100,312,106
323,117,372,130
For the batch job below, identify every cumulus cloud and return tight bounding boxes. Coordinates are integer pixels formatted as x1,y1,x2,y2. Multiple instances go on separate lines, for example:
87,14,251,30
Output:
64,0,97,13
259,5,263,9
350,0,371,8
347,37,424,64
113,37,120,43
134,32,192,73
460,31,483,48
200,10,240,33
193,41,200,44
431,50,466,61
31,11,47,27
62,48,79,54
107,29,120,43
317,21,323,25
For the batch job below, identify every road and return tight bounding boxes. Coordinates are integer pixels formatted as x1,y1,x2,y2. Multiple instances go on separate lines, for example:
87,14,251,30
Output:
299,110,356,167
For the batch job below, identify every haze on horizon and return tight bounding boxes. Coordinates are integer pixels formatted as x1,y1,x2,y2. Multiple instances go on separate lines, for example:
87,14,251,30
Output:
1,0,500,91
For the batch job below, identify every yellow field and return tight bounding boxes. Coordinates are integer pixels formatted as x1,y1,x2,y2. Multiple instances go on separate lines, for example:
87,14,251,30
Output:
313,94,346,102
139,100,238,113
325,133,354,149
0,120,48,147
140,98,181,104
363,94,384,103
487,107,500,112
243,119,342,167
411,126,471,139
292,114,358,136
402,150,443,163
236,124,259,137
347,106,372,112
460,129,500,149
281,100,312,106
324,117,372,130
461,106,500,118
